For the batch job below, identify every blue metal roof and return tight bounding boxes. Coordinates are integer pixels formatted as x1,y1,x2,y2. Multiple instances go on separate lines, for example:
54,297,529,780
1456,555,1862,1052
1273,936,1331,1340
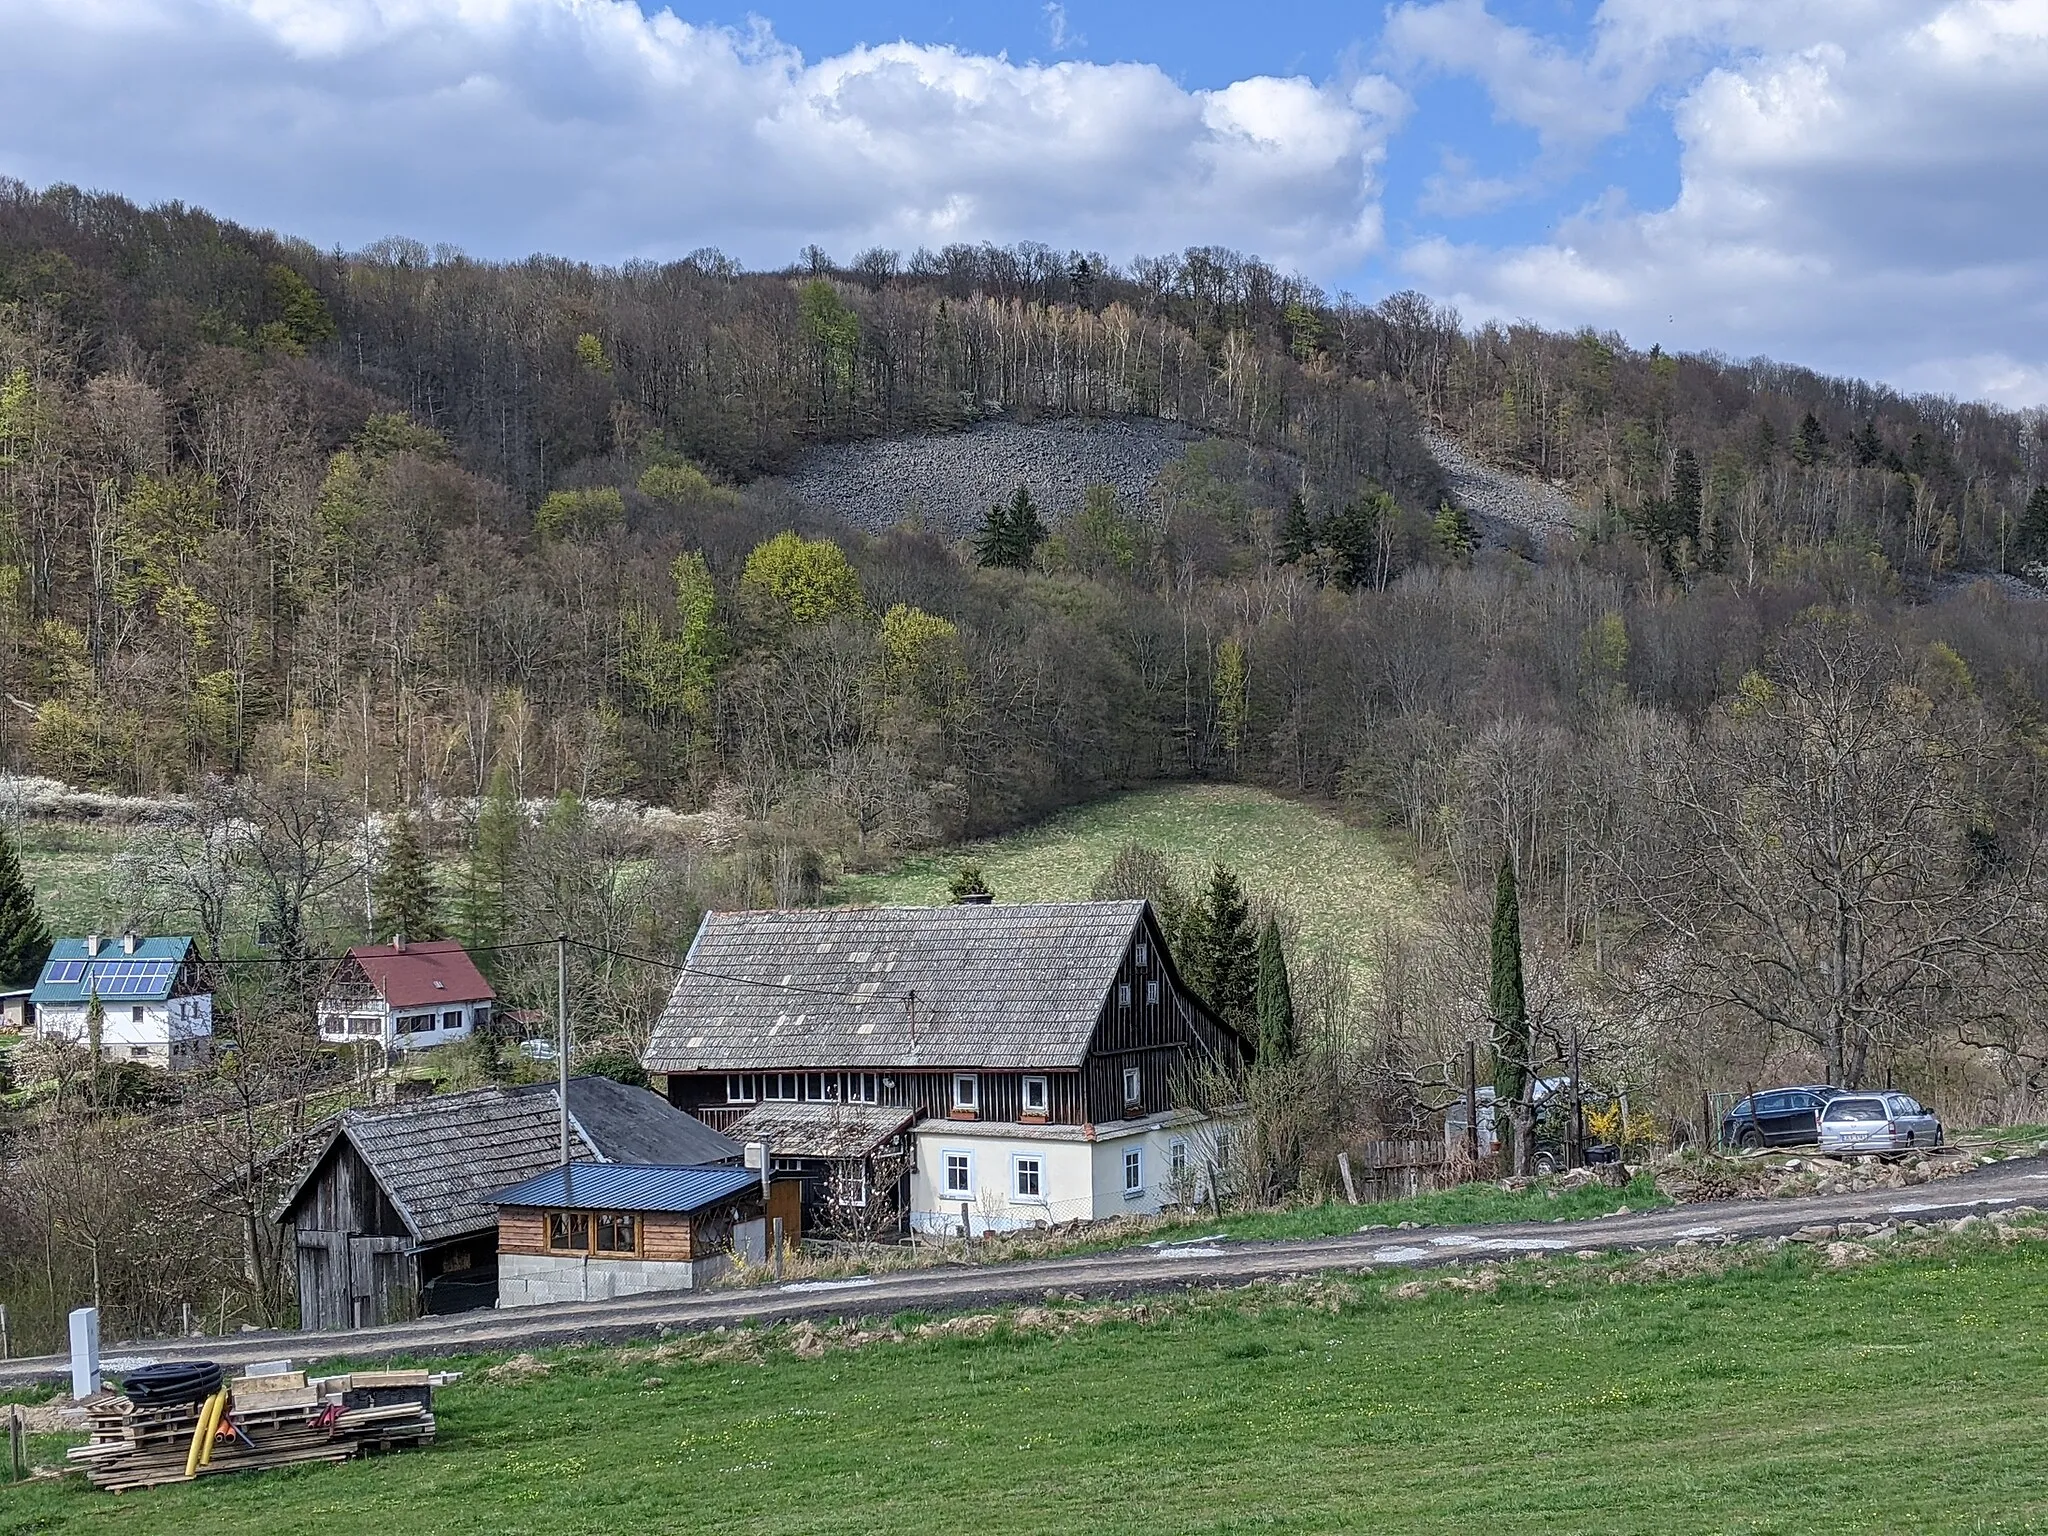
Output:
30,937,198,1006
487,1162,761,1214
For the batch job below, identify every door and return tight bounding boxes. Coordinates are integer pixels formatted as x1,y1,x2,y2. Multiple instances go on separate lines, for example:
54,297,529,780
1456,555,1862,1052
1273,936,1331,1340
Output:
1781,1092,1822,1144
348,1236,412,1328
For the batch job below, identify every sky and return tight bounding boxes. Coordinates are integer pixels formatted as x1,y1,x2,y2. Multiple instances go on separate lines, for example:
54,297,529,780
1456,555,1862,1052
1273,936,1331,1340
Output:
2,0,2047,407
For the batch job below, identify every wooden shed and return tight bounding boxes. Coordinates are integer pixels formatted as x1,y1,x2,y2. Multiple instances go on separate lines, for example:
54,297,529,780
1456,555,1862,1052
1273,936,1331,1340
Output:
491,1164,801,1306
274,1077,740,1329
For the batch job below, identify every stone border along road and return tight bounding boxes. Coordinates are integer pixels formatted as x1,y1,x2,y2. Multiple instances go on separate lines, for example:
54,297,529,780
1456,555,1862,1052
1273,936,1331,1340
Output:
7,1157,2042,1387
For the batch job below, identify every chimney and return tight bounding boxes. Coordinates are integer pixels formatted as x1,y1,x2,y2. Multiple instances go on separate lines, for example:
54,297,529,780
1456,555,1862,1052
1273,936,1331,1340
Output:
86,933,102,957
122,932,139,955
392,933,406,953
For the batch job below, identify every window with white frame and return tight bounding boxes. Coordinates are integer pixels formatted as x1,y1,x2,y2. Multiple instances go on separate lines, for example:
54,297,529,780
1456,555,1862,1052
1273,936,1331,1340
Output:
1123,1065,1142,1106
1022,1075,1049,1115
764,1073,799,1101
1136,940,1149,968
1118,982,1132,1006
844,1072,879,1104
1145,979,1160,1005
1123,1147,1143,1195
1170,1138,1188,1178
1013,1155,1043,1201
944,1150,973,1198
952,1073,979,1112
726,1074,757,1103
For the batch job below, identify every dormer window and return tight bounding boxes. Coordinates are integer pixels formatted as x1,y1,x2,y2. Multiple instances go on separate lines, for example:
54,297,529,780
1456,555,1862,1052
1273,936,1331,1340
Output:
952,1074,979,1113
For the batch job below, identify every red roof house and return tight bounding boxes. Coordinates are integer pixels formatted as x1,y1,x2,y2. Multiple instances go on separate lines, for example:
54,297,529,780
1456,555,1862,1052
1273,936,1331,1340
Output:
319,939,496,1054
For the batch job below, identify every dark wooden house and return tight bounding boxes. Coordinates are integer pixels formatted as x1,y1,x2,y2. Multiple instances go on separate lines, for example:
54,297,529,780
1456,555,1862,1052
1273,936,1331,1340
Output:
643,900,1251,1235
274,1076,739,1330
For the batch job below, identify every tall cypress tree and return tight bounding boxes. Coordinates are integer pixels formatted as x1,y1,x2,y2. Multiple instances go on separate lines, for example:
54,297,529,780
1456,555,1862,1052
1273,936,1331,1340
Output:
371,808,445,943
1489,850,1531,1171
0,824,52,988
1189,863,1257,1029
1253,918,1295,1065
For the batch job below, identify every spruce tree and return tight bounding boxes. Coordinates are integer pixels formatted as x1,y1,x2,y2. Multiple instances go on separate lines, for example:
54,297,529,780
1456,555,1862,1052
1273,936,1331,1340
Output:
1489,850,1530,1171
1793,411,1828,467
458,766,521,949
0,823,52,989
371,808,445,943
974,485,1049,569
1253,918,1295,1065
2017,485,2048,566
1278,492,1316,566
1189,863,1257,1029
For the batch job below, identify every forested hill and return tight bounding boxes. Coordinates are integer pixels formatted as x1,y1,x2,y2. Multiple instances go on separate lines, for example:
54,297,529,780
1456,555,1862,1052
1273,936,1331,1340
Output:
3,177,2048,873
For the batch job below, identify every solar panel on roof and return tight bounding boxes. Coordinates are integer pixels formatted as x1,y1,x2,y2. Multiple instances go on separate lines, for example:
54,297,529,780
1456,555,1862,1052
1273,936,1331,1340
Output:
88,960,176,998
46,959,86,984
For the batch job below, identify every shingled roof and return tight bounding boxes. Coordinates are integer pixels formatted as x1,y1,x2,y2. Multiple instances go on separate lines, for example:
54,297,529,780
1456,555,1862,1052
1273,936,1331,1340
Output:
643,900,1162,1074
275,1077,740,1245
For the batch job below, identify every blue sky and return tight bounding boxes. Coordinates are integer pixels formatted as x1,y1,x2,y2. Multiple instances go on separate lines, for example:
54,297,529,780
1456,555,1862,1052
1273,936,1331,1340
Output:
2,1,2046,406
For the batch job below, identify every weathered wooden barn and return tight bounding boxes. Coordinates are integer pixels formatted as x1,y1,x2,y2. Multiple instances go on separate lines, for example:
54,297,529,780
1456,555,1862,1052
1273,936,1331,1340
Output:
274,1076,739,1329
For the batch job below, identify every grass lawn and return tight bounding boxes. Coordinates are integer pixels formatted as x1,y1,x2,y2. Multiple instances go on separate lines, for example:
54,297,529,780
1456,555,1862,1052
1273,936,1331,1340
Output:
11,822,134,938
833,784,1422,981
10,1239,2048,1535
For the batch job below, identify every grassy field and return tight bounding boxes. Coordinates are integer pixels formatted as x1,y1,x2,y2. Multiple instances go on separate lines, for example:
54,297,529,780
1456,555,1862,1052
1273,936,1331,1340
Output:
9,1239,2048,1534
10,821,133,939
833,784,1422,980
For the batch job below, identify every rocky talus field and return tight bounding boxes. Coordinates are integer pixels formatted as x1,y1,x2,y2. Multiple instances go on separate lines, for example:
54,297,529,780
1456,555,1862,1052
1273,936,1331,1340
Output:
781,416,1207,534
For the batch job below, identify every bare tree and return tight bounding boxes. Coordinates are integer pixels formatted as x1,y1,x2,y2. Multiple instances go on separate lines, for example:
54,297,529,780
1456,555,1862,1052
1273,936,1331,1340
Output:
1612,617,2048,1086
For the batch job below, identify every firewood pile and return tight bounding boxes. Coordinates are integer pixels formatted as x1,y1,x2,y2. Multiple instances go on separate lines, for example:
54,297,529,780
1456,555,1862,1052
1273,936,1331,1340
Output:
66,1364,457,1493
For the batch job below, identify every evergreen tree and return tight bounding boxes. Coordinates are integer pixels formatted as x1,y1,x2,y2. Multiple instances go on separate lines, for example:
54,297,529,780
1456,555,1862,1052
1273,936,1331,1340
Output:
1489,851,1531,1172
372,808,445,943
974,485,1048,569
0,824,51,989
2017,485,2048,566
1793,411,1828,467
1187,863,1257,1028
1277,492,1316,565
1253,918,1295,1065
1671,446,1703,543
1431,499,1479,563
1851,419,1885,468
1328,489,1392,587
458,767,522,949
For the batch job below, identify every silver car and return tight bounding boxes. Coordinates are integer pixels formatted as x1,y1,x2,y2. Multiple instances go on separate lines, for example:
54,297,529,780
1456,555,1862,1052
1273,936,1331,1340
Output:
1817,1092,1944,1156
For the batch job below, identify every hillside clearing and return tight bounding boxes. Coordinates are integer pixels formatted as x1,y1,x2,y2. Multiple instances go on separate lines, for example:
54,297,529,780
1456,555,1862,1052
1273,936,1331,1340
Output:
8,1240,2048,1534
832,784,1421,982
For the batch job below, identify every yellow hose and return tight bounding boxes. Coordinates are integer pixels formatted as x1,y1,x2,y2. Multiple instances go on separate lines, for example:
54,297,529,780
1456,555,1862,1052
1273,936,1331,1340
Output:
197,1391,227,1470
182,1393,216,1480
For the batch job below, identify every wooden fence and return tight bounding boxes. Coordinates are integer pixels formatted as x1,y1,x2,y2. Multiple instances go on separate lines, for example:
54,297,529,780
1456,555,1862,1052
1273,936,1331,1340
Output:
1337,1138,1471,1203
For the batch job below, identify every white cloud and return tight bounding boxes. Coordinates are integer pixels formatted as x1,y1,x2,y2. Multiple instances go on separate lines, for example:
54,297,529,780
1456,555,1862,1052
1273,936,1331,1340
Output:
1393,0,2048,405
0,0,1398,272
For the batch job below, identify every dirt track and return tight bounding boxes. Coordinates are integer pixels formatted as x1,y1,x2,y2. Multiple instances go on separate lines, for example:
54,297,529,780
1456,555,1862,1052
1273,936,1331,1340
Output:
6,1158,2039,1388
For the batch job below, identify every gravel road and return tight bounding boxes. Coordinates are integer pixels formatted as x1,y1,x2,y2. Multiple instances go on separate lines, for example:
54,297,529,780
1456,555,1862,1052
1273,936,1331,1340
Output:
7,1158,2039,1387
784,416,1206,537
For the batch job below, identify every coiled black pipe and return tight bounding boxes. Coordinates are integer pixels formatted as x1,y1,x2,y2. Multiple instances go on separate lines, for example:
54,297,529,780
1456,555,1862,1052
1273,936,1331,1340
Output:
120,1361,225,1406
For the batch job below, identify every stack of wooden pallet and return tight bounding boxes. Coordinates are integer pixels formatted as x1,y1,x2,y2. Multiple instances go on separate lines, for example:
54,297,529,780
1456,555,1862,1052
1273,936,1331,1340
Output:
66,1365,455,1493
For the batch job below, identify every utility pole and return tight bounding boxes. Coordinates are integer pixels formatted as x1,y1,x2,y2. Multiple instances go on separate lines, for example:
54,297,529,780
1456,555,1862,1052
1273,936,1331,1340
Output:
1464,1040,1479,1164
557,935,570,1170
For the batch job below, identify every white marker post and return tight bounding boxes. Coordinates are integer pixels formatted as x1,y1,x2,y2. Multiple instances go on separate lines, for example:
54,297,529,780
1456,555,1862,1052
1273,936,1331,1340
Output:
69,1307,101,1400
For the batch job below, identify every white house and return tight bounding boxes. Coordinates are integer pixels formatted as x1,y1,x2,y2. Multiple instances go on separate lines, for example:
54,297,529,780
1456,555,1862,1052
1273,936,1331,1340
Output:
643,899,1255,1237
317,939,495,1056
31,933,214,1068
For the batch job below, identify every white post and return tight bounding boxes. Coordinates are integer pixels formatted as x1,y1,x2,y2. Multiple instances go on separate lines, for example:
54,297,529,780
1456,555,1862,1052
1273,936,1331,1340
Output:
557,936,570,1168
68,1307,101,1399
